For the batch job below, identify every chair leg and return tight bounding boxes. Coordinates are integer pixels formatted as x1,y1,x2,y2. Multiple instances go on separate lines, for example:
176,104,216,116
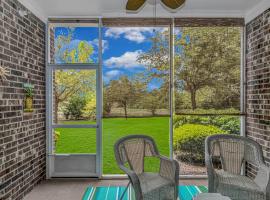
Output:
119,181,131,200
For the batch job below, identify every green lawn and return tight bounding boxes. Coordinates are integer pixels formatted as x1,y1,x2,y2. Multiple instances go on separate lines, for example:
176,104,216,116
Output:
55,117,169,174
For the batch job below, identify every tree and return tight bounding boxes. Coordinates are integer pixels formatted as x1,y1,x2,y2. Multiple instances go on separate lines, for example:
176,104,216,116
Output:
144,89,161,116
54,70,96,123
138,27,240,110
103,87,114,116
53,28,95,123
137,30,170,91
105,76,144,119
175,27,240,109
82,93,96,120
65,96,86,120
55,28,94,64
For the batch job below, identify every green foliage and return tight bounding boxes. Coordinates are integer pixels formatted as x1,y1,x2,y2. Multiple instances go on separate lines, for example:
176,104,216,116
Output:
174,27,241,110
54,70,96,122
24,108,34,112
54,131,61,142
105,76,146,118
173,124,227,163
103,87,114,116
138,27,241,111
175,108,240,115
82,94,96,120
55,28,94,64
211,116,240,135
173,113,240,135
143,89,162,116
65,96,86,120
53,28,95,122
23,83,34,97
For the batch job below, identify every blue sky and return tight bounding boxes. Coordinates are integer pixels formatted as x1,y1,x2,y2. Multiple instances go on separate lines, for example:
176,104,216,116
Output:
55,27,167,90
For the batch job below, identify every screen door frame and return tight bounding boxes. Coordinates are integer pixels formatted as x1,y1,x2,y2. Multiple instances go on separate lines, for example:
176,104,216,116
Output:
45,18,103,178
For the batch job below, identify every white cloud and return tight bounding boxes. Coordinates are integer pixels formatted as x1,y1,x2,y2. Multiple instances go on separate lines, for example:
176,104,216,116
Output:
104,50,143,69
105,27,155,43
104,70,122,83
105,70,121,78
89,39,109,52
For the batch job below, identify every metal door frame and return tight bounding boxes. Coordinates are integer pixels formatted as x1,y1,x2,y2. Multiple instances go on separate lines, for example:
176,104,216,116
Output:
46,18,103,178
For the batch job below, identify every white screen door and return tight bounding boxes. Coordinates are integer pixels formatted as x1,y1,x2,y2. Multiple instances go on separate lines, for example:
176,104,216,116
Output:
46,19,102,177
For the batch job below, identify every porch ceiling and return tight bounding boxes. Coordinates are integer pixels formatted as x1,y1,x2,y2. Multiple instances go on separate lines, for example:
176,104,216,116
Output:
18,0,268,23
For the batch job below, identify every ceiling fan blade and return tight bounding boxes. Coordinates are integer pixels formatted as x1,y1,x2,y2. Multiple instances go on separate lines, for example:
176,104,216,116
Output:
126,0,146,11
161,0,186,9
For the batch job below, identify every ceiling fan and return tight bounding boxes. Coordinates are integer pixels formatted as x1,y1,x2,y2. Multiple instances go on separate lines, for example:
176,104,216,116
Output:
126,0,186,12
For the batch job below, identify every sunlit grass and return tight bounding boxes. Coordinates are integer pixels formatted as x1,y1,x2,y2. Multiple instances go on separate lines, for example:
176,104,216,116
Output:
55,117,169,174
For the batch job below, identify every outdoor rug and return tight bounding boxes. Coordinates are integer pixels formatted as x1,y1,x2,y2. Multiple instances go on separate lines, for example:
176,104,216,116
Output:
82,185,208,200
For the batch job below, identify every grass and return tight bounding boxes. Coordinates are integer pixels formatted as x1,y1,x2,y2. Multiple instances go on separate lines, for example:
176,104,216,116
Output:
55,117,169,174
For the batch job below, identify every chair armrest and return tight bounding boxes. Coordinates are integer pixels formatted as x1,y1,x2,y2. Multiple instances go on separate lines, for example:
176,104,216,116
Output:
159,155,179,184
255,164,270,198
205,154,216,192
118,164,143,199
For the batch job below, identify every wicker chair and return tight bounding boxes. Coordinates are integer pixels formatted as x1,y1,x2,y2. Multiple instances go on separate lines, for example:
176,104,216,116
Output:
205,134,270,200
114,135,179,200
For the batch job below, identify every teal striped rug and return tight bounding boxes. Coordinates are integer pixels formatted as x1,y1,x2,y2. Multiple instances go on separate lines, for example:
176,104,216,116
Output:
82,185,208,200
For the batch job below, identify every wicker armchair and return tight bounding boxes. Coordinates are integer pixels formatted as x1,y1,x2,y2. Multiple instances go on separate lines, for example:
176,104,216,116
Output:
114,135,179,200
205,134,270,200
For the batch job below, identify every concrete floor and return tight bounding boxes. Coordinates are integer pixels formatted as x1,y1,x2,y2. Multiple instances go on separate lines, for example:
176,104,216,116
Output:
24,178,207,200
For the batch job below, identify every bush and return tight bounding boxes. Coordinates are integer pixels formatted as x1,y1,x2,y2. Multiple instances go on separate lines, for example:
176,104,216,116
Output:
173,115,240,135
65,96,86,120
211,116,240,135
173,124,227,163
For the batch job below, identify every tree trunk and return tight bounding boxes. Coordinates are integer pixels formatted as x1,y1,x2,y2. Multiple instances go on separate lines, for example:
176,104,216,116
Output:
191,90,197,110
124,103,128,120
151,109,156,116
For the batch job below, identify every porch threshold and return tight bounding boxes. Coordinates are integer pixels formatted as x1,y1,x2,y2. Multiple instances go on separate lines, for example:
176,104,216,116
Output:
102,174,208,180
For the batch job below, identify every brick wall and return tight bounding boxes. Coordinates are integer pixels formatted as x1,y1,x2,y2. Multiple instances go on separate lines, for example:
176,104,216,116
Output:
0,0,46,199
246,8,270,177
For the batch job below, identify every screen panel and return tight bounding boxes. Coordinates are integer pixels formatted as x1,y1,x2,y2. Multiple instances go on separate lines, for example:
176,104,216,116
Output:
48,21,99,64
102,26,170,174
173,26,242,175
52,69,97,125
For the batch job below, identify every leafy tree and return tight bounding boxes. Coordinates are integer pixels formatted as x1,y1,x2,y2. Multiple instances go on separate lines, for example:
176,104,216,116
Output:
54,70,96,123
65,96,86,120
82,93,96,120
103,87,114,116
175,27,240,110
105,76,144,119
144,89,161,116
138,27,240,110
137,30,170,91
55,28,94,63
53,28,95,123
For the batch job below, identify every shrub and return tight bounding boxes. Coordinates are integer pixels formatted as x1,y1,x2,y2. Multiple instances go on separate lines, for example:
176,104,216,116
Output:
173,115,240,135
82,97,96,120
211,116,240,135
65,96,86,120
173,124,227,163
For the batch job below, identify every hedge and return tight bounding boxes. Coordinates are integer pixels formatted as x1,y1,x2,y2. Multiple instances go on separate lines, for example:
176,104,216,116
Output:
173,124,227,163
173,115,240,135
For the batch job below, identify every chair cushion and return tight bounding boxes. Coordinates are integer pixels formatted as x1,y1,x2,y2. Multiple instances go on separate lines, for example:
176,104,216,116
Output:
137,172,173,195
